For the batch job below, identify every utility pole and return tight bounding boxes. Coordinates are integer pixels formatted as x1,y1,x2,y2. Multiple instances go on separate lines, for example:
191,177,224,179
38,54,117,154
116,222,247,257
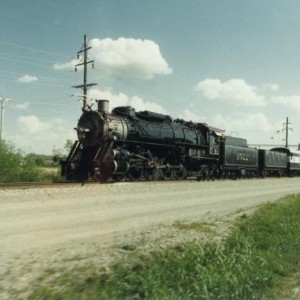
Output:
282,117,292,148
72,35,97,110
0,97,13,143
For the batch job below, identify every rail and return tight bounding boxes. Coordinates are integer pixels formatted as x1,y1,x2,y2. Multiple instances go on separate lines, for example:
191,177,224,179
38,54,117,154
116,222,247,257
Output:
0,181,97,190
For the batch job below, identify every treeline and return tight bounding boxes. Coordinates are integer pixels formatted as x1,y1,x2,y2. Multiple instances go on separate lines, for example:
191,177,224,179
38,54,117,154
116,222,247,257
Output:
0,140,60,183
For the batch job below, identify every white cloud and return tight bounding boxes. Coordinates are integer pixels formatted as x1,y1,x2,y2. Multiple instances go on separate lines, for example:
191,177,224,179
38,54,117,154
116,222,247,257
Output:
195,79,266,106
88,88,168,114
263,83,279,91
212,112,272,132
130,96,168,113
17,74,38,83
90,38,172,79
180,109,202,122
211,112,275,143
12,115,76,154
271,95,300,111
88,89,129,108
178,103,203,122
54,37,172,80
53,58,79,71
15,102,30,110
18,115,50,134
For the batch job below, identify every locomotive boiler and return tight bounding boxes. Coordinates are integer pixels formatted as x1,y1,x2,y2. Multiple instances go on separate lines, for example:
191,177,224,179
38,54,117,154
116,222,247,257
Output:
61,100,224,182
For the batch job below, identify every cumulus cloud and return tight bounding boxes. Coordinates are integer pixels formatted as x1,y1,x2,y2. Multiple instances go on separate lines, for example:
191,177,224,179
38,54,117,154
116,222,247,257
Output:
53,58,79,71
15,102,30,110
88,88,168,114
54,37,172,80
90,38,172,79
177,104,203,122
271,95,300,111
17,74,38,83
211,112,276,144
195,79,266,106
130,96,168,113
18,115,50,134
263,83,279,91
178,109,201,122
212,112,272,133
13,115,76,154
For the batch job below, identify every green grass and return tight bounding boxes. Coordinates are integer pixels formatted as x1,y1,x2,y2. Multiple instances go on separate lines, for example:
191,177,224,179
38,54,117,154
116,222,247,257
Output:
30,195,300,299
0,140,61,183
173,220,215,234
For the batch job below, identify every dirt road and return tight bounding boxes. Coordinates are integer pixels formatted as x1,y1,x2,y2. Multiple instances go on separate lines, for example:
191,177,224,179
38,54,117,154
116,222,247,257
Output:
1,178,300,298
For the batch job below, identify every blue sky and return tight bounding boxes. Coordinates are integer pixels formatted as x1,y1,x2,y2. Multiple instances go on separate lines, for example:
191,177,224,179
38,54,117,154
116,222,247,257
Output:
1,0,300,154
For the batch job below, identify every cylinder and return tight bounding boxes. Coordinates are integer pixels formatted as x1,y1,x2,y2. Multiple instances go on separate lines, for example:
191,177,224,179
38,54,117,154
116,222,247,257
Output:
97,99,109,113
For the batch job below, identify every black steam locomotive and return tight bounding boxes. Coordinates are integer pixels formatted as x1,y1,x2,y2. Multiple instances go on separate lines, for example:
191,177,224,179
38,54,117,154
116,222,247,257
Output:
60,100,300,182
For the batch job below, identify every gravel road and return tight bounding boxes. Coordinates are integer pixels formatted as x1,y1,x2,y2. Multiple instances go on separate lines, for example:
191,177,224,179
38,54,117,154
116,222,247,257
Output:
1,177,300,298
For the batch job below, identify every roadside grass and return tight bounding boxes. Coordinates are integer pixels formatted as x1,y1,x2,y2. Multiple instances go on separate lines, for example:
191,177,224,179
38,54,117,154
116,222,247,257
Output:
173,220,216,234
0,140,61,183
30,194,300,299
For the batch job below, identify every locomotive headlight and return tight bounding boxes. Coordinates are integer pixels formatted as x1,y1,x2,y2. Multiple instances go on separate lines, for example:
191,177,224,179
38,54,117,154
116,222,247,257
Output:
76,126,90,140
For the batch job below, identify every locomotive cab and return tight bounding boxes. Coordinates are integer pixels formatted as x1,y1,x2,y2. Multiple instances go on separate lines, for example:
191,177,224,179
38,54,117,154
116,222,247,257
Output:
208,130,222,156
196,123,224,156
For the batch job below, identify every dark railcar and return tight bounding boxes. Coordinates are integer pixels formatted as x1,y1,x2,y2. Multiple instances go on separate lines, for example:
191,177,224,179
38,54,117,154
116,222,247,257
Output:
258,149,287,176
290,152,300,175
221,136,258,177
271,147,300,176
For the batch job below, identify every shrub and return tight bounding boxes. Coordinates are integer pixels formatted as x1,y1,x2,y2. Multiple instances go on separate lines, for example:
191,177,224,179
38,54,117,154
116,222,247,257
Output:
0,140,57,182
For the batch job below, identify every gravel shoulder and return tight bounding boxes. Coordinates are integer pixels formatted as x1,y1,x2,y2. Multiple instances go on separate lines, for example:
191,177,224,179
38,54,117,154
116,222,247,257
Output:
1,178,300,299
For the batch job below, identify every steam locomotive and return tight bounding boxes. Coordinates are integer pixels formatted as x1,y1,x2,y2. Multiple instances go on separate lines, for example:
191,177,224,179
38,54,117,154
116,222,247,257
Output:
60,100,300,182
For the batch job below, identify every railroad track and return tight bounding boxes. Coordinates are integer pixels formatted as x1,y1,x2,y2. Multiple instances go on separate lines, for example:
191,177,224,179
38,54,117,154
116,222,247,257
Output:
0,181,97,190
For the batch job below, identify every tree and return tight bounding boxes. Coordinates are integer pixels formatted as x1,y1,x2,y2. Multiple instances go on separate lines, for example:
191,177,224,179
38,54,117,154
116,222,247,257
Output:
0,141,23,182
0,140,53,183
64,139,74,154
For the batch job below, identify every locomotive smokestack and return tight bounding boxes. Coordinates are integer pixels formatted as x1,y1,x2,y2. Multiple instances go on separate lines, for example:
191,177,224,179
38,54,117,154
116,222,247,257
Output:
97,99,109,113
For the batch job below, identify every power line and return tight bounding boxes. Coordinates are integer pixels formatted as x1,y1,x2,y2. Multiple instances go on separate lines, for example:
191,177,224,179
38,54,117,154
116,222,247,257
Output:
0,69,74,81
0,55,55,69
14,100,75,106
0,75,73,88
0,40,71,58
0,51,59,64
0,68,76,87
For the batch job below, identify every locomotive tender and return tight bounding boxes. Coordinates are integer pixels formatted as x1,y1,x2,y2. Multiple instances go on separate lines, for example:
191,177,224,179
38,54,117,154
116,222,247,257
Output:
61,100,300,182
